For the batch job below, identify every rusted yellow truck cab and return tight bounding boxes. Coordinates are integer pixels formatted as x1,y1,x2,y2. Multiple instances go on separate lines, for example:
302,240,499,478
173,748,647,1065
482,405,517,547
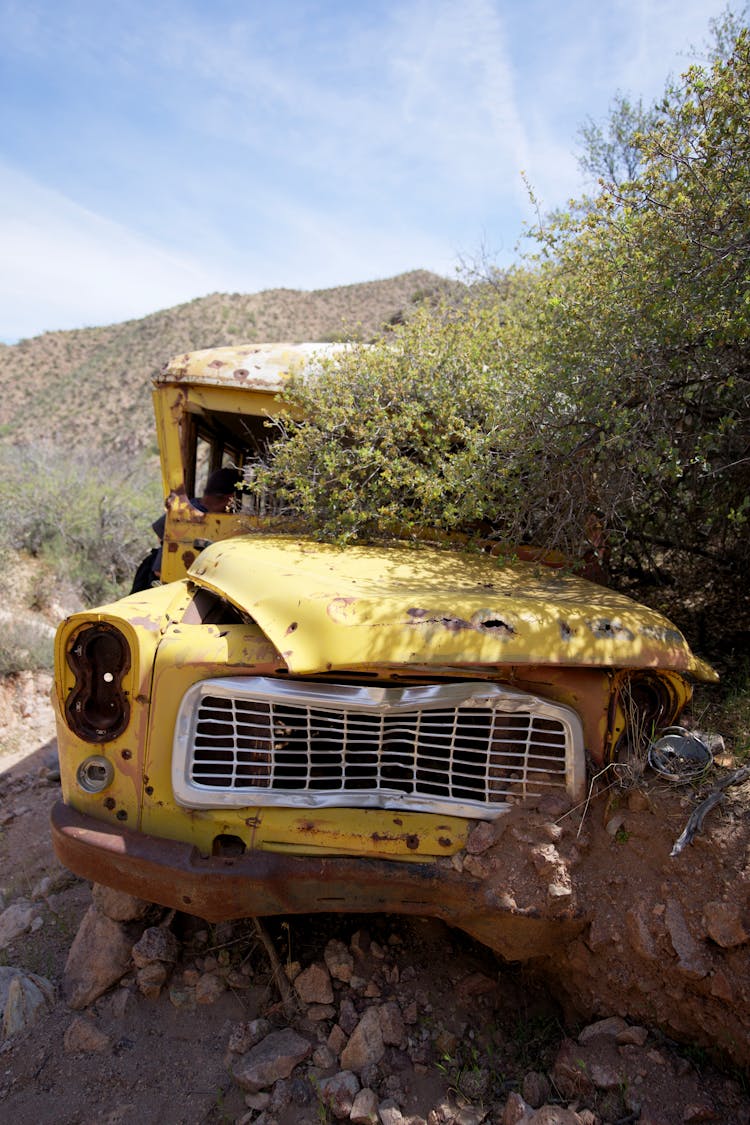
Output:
51,344,716,959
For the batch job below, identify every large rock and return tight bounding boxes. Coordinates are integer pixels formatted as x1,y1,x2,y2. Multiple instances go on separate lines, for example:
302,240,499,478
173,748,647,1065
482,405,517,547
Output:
664,898,710,979
378,1000,404,1046
340,1006,385,1072
350,1087,379,1125
294,961,334,1005
0,900,37,949
135,962,169,999
227,1018,272,1055
131,925,179,967
63,1016,111,1054
502,1092,534,1124
702,900,750,948
0,966,55,1041
195,972,225,1005
230,1028,312,1092
63,905,134,1009
324,938,355,983
577,1016,629,1044
91,884,151,922
317,1071,360,1119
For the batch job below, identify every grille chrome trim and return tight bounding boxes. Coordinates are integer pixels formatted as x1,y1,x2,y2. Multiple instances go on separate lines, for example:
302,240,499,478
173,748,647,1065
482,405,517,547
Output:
172,677,585,818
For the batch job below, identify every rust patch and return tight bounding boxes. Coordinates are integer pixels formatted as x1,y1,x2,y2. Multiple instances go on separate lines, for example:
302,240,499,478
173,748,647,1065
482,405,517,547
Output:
286,622,298,635
438,837,453,848
588,619,635,642
406,608,471,632
233,368,250,381
182,551,196,569
51,801,586,959
168,542,178,553
473,614,516,635
370,831,422,851
327,597,357,623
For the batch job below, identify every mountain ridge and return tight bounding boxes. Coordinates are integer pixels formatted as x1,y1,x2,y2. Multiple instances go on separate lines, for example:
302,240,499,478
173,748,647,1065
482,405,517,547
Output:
0,270,460,454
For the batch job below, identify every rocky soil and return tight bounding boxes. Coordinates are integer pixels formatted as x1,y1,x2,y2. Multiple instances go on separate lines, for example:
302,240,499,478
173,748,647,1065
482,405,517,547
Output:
1,688,749,1125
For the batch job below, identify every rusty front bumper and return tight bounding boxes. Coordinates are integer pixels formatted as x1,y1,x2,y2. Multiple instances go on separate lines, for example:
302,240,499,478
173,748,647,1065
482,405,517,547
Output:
51,801,585,959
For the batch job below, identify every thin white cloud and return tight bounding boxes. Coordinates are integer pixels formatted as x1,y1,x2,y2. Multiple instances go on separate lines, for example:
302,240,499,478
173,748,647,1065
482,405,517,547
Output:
386,0,530,198
616,0,728,93
0,164,225,340
0,161,458,341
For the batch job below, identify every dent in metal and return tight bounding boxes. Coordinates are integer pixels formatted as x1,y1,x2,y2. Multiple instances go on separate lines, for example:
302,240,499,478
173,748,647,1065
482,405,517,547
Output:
51,801,584,960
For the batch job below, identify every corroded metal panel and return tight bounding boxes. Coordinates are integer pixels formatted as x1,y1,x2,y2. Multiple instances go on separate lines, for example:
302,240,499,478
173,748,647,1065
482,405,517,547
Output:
51,802,584,960
188,536,716,681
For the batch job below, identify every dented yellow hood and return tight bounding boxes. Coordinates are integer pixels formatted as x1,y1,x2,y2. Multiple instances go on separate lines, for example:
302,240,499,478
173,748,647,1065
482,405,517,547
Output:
188,536,716,680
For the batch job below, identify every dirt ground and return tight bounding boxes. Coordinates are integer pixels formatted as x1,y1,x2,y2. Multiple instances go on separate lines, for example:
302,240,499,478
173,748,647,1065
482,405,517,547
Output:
1,678,750,1125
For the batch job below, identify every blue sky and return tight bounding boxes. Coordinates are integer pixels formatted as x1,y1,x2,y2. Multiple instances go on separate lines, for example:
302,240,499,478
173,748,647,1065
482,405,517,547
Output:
0,0,734,342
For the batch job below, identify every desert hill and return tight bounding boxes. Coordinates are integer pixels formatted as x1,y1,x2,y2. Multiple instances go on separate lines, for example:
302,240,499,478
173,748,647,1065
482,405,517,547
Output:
0,270,459,455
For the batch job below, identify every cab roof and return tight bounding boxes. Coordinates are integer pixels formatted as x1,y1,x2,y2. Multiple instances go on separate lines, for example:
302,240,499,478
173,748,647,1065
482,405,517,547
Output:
155,343,349,392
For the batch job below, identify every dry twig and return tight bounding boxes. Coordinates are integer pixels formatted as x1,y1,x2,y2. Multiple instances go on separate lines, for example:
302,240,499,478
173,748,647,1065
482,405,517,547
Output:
251,916,298,1019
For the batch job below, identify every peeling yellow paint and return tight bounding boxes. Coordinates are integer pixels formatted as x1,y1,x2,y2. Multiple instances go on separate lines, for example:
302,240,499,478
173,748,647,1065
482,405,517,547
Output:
188,535,716,681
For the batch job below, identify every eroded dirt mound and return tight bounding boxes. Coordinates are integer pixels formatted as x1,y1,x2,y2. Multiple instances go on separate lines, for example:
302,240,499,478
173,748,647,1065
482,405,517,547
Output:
550,784,750,1069
437,781,750,1071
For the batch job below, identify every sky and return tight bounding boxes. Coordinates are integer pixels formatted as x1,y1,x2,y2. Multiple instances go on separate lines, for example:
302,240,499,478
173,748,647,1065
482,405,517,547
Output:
0,0,735,342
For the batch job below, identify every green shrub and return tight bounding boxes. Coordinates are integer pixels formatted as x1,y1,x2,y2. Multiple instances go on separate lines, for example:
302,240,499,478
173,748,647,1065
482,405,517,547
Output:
254,20,750,588
0,443,162,606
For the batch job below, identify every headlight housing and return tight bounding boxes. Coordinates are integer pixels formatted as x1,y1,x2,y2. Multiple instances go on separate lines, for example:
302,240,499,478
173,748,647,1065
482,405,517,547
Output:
65,623,131,742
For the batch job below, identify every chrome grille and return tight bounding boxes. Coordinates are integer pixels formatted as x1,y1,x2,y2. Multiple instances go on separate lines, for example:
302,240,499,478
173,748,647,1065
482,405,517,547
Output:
172,677,584,818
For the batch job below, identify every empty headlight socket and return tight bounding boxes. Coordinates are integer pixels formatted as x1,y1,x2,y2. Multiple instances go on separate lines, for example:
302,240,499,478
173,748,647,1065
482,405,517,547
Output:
65,623,131,742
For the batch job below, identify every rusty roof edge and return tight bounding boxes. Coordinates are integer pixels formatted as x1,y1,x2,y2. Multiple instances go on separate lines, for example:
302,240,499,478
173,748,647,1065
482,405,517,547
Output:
154,342,351,390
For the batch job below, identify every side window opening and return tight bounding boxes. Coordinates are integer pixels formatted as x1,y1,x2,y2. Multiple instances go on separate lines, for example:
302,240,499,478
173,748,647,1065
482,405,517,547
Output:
187,409,285,518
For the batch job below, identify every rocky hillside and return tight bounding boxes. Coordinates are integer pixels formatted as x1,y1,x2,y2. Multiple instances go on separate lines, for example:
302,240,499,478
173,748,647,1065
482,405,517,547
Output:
0,270,459,456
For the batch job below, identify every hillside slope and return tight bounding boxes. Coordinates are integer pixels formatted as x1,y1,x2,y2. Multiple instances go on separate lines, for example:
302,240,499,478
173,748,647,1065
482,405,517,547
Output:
0,270,457,455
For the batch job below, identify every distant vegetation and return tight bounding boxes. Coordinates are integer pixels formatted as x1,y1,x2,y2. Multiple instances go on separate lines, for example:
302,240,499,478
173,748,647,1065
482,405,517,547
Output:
0,443,162,608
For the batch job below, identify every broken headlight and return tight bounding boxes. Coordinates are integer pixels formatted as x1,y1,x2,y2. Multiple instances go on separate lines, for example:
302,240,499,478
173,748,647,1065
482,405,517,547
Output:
65,624,131,742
